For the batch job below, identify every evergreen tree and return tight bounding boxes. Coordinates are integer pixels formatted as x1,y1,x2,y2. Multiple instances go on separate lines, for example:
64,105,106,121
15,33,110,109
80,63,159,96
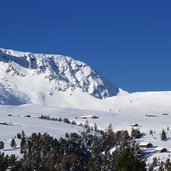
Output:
0,141,4,150
10,138,17,149
94,123,98,132
116,130,130,144
21,130,25,138
165,158,171,170
20,137,26,153
158,161,165,171
0,152,7,170
149,130,153,135
8,154,17,168
161,129,167,141
114,143,146,171
107,123,113,134
17,133,22,139
85,120,89,129
131,128,142,139
152,157,158,168
148,163,154,171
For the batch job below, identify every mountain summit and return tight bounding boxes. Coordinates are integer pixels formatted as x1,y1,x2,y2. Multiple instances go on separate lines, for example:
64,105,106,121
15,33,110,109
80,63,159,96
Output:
0,48,119,105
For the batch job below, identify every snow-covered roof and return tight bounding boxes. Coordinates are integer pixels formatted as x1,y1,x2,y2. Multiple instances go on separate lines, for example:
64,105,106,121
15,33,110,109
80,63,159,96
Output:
130,123,139,126
155,147,167,151
80,115,98,119
139,142,152,146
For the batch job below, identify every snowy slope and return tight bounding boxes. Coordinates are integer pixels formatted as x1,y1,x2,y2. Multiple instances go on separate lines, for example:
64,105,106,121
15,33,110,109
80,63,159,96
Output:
0,89,171,171
0,91,171,139
0,91,171,159
0,48,119,106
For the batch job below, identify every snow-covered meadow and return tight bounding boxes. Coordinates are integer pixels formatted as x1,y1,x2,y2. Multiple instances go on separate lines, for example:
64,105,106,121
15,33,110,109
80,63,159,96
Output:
0,91,171,168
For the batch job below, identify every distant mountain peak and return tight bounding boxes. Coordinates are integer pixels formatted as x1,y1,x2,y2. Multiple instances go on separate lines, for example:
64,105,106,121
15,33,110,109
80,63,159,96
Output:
0,48,119,105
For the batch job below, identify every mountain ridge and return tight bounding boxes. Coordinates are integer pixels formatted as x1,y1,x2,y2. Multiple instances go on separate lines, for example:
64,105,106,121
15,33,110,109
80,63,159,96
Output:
0,48,119,105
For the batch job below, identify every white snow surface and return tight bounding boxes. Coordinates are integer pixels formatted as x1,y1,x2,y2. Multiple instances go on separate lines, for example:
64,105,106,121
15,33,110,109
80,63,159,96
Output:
0,91,171,169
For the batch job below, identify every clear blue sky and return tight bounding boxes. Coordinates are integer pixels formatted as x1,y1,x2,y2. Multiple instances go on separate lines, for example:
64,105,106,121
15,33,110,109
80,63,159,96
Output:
0,0,171,92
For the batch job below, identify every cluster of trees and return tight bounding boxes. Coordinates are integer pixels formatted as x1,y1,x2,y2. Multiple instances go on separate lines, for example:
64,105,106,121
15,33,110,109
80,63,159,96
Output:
131,128,143,139
149,128,168,141
148,157,171,171
0,126,146,171
39,115,79,126
39,115,103,133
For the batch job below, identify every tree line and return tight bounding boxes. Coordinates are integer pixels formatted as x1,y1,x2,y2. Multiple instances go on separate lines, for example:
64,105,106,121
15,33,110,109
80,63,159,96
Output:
0,124,147,171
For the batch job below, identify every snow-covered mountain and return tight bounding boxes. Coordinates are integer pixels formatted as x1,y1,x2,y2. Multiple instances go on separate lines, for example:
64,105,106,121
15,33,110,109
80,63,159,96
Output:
0,48,119,105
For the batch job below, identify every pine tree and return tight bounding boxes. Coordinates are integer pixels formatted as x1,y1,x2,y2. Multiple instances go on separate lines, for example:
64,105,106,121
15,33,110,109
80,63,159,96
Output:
85,120,90,129
0,141,4,150
10,138,17,149
0,152,7,170
114,144,146,171
165,158,171,170
148,163,154,171
161,129,167,141
152,157,158,167
107,123,114,137
158,161,165,171
94,123,98,132
131,128,142,139
20,137,26,153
